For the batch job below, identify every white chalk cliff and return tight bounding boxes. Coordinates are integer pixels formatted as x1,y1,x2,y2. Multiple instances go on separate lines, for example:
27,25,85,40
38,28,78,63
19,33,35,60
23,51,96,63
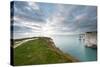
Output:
83,32,97,48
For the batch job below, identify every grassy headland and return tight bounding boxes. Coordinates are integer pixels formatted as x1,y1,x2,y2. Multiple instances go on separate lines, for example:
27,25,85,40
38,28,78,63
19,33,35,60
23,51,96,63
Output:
13,37,78,66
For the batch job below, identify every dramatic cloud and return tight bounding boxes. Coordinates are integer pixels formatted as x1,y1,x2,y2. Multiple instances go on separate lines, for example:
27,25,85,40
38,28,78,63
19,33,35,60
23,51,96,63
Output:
11,1,97,39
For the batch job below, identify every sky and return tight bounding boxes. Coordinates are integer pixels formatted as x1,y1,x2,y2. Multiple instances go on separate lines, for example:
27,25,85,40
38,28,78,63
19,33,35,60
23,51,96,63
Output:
11,1,97,39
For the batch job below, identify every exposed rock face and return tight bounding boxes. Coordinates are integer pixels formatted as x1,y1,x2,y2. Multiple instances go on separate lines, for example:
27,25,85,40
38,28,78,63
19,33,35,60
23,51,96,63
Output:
84,32,97,48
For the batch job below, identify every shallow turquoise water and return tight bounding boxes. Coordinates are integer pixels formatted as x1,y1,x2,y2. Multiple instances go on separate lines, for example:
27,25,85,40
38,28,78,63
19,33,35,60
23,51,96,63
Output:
51,35,97,61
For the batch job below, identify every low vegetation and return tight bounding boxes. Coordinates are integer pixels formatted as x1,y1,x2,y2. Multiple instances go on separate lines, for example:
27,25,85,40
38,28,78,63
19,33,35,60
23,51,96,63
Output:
13,37,78,66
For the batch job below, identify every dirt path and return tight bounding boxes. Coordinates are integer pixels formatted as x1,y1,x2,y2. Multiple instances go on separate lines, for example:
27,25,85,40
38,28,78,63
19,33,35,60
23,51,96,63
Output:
14,38,38,48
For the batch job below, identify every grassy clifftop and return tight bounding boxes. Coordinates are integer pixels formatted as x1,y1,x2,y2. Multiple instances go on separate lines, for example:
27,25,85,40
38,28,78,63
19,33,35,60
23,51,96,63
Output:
13,37,78,66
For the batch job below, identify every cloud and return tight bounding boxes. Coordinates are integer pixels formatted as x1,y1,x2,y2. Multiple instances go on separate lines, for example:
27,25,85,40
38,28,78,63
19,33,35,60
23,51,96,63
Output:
11,1,97,38
27,2,39,10
14,1,46,22
74,13,88,21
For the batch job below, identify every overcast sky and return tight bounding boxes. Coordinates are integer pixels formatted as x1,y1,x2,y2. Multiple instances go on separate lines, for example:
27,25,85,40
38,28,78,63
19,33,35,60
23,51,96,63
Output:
11,1,97,39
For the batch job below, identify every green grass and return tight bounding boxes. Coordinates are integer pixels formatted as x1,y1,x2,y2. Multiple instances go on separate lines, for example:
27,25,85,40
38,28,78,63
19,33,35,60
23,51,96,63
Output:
14,37,78,66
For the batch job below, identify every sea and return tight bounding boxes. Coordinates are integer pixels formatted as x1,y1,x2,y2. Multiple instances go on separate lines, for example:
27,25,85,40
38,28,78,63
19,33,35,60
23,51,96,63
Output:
51,35,97,61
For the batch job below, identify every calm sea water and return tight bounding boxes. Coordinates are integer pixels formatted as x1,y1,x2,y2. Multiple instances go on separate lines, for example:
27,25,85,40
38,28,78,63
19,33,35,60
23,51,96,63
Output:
51,35,97,61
